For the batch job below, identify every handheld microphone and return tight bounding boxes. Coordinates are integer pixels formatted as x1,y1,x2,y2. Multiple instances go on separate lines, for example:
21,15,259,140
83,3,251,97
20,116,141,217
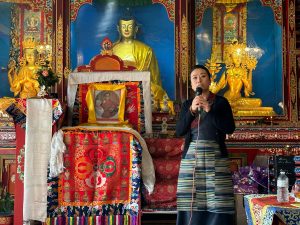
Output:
195,86,202,96
195,87,203,113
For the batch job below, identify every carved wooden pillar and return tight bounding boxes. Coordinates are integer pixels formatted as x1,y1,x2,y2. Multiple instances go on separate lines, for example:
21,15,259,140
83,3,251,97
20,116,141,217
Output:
175,0,195,101
53,0,70,102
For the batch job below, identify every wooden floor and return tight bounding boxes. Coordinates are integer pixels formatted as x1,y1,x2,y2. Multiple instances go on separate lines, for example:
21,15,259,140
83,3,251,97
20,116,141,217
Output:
141,213,251,225
141,213,177,225
28,211,251,225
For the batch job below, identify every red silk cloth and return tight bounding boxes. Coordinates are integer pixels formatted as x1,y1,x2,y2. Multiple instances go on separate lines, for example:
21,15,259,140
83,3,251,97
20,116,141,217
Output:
143,138,184,210
59,130,133,206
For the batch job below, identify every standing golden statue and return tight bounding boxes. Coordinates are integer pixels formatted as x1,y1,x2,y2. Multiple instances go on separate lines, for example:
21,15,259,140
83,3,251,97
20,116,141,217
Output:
209,40,274,116
8,37,40,98
112,15,173,113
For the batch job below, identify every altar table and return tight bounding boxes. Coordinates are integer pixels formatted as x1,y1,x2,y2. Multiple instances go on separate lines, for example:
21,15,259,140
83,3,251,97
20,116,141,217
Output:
244,194,300,225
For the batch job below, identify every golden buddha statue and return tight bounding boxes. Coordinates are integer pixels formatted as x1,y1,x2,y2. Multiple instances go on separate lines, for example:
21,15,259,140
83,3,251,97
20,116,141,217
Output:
209,40,274,116
8,37,40,98
112,15,173,113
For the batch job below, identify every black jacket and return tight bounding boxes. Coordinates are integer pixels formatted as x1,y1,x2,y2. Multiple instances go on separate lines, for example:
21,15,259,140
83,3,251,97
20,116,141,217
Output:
176,95,235,158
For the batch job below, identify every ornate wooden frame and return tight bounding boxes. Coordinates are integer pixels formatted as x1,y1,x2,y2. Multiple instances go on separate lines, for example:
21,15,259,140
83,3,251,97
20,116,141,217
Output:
190,0,300,151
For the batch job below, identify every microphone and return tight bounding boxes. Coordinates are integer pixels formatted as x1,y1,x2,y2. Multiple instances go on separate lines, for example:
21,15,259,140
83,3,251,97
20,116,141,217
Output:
195,86,202,96
195,87,203,113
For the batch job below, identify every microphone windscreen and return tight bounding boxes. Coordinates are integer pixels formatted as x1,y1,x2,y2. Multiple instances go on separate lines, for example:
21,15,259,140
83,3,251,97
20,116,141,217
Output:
195,87,202,96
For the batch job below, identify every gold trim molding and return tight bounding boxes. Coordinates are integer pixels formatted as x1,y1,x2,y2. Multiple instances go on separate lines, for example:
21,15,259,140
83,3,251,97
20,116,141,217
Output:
180,15,189,84
56,16,63,80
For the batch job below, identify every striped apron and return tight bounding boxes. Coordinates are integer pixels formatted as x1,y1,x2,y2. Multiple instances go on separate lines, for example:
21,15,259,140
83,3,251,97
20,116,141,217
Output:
177,140,234,214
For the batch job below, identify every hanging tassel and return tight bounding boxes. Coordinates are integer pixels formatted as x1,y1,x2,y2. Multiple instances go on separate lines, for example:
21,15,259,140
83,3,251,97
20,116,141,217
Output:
76,216,80,225
95,215,99,225
99,215,102,225
119,215,123,225
111,215,114,225
124,215,127,225
63,215,66,225
59,216,63,225
108,215,111,225
89,216,94,225
99,215,103,225
85,216,88,225
115,215,118,225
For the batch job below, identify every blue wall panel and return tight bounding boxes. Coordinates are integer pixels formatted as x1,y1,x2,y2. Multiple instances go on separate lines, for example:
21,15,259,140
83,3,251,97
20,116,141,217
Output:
0,3,13,98
71,2,175,99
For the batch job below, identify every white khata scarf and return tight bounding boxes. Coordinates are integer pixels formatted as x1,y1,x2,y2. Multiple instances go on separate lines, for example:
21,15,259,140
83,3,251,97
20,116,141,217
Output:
23,99,52,222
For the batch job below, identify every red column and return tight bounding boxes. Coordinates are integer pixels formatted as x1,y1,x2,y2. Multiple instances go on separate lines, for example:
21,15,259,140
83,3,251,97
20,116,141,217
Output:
13,125,25,225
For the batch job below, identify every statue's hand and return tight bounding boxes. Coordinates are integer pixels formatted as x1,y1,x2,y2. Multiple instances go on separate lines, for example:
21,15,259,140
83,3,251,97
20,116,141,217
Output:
7,60,17,85
8,59,16,70
209,81,217,93
244,89,255,97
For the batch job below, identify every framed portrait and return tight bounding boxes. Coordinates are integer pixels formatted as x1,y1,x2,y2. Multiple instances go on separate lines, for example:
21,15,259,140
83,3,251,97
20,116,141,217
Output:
86,84,127,124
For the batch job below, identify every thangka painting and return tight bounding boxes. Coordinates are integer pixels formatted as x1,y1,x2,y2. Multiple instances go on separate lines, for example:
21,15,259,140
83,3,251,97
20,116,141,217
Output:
211,4,247,62
22,9,43,47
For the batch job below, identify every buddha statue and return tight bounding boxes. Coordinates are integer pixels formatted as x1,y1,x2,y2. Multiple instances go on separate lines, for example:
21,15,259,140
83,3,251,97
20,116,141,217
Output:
209,40,274,116
112,15,173,113
8,37,40,98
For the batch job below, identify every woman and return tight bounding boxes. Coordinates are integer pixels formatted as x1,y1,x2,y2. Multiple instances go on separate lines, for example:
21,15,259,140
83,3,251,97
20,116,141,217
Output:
176,65,235,225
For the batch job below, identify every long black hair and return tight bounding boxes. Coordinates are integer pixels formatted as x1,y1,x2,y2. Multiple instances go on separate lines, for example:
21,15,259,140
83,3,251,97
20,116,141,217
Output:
191,64,211,78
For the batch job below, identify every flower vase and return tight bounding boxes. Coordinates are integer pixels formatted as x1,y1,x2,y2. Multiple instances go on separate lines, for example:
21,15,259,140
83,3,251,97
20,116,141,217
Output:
37,85,50,98
45,86,51,96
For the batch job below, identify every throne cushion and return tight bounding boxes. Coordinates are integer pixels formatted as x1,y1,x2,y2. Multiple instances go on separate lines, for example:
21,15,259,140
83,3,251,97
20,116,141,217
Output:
77,54,136,72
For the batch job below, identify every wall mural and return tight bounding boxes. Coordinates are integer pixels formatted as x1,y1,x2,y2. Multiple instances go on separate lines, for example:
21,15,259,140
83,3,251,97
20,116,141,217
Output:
0,2,13,97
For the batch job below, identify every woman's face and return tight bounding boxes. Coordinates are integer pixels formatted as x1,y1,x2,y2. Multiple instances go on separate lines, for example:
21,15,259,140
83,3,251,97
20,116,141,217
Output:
190,68,211,92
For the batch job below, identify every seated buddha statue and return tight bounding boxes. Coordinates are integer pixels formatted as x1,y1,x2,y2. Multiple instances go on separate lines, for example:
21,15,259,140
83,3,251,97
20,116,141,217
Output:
8,37,40,98
112,15,173,113
210,41,274,116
